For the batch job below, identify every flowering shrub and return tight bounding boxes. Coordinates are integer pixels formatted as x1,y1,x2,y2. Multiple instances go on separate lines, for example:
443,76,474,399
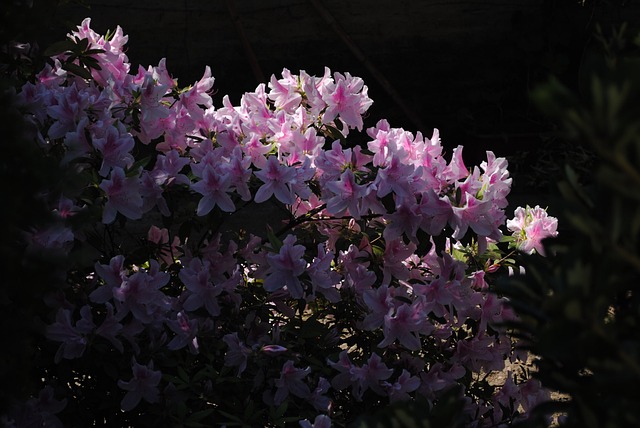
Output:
5,18,559,427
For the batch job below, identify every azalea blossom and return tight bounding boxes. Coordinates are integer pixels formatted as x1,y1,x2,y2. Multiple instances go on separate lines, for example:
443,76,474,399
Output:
273,360,311,405
117,359,162,411
254,155,296,205
507,205,559,255
263,234,307,298
222,333,252,377
178,258,223,317
46,307,94,362
384,369,421,402
191,163,235,214
99,167,143,223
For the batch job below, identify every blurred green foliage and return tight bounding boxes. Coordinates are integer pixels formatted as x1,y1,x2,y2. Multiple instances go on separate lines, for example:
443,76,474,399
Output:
498,23,640,428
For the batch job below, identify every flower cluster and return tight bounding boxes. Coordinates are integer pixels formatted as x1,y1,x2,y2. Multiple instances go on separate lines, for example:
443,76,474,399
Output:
6,18,557,427
506,205,559,256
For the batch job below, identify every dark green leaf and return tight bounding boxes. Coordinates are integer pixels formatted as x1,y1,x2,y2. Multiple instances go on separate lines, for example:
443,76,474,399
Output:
61,61,93,80
186,409,214,423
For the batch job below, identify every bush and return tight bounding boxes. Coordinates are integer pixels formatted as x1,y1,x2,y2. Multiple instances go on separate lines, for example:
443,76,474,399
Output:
2,18,558,427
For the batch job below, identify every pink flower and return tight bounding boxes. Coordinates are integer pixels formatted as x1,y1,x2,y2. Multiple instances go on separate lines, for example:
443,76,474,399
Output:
307,243,342,302
324,168,367,219
267,68,302,113
46,307,94,362
315,141,371,179
289,127,325,159
90,255,126,303
99,167,143,223
300,67,332,116
166,311,199,354
140,170,171,216
191,163,235,215
136,73,170,143
242,134,271,169
92,122,135,177
374,153,419,201
150,149,190,187
453,334,507,372
383,199,422,241
441,145,469,182
367,125,396,167
329,351,393,400
260,344,288,355
351,353,394,399
112,261,171,324
479,151,512,207
384,369,421,402
223,332,252,376
518,378,550,413
321,71,372,131
54,196,81,218
263,235,307,298
418,189,452,236
227,146,253,201
178,258,222,317
327,350,356,391
307,377,332,412
507,205,558,255
362,284,394,330
117,359,162,411
381,237,416,285
46,83,90,139
450,192,493,240
254,155,296,205
179,66,214,111
69,18,130,87
273,360,311,405
378,299,432,351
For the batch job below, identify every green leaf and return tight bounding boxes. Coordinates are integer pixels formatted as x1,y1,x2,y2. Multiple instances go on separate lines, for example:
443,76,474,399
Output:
186,409,214,423
162,374,185,385
323,124,345,142
177,365,190,383
85,48,106,55
273,401,288,420
192,365,215,382
61,62,93,80
217,410,244,424
265,225,283,252
80,56,102,71
127,155,152,174
75,37,90,52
